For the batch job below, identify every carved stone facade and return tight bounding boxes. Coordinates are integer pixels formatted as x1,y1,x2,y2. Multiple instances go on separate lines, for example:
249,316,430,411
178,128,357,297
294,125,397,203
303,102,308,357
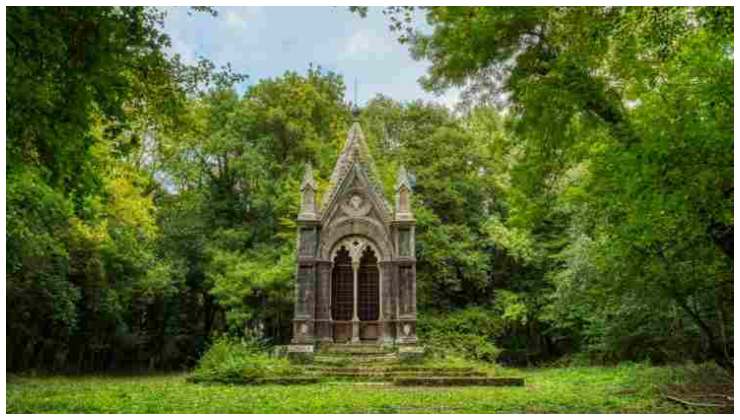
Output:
291,121,417,346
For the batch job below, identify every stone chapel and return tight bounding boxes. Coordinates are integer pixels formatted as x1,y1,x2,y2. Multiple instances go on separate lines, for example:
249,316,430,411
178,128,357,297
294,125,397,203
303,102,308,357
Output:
290,119,417,348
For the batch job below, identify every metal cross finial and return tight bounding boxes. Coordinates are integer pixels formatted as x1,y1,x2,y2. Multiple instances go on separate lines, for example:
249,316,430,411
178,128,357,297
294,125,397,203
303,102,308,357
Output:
351,77,360,120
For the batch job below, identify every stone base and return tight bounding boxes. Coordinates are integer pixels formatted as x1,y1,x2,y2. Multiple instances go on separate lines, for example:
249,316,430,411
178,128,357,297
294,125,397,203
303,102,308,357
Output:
396,337,418,345
287,344,315,363
398,345,425,363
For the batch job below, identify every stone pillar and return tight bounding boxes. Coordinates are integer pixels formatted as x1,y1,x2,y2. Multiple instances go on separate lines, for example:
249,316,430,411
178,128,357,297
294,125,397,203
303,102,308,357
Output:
351,259,360,343
291,225,318,344
314,259,333,343
291,164,319,345
395,261,417,344
379,260,396,344
376,261,384,343
393,165,417,345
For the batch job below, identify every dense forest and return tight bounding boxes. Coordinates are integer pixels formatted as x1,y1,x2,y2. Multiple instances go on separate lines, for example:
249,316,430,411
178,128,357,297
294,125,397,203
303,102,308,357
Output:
7,6,733,373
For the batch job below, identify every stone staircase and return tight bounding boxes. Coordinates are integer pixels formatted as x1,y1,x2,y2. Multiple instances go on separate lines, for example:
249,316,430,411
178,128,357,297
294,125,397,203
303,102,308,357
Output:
287,343,525,387
312,343,400,366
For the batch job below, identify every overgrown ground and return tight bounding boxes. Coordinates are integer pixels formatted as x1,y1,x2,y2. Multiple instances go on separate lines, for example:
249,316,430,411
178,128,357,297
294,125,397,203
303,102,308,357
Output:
7,363,731,413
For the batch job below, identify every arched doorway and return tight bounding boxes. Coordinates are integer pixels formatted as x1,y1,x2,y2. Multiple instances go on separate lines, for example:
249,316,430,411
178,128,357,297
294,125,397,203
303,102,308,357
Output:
358,247,379,321
331,246,353,342
329,239,382,342
358,246,380,340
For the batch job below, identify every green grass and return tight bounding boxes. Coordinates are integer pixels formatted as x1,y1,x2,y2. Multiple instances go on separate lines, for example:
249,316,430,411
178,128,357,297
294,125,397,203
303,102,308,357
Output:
6,364,724,413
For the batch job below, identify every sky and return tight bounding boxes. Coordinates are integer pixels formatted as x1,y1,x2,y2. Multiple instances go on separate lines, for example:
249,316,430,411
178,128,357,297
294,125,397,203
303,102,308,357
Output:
162,6,459,108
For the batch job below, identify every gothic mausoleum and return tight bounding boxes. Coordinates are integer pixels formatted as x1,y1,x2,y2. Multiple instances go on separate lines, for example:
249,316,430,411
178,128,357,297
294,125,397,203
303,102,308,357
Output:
289,119,417,352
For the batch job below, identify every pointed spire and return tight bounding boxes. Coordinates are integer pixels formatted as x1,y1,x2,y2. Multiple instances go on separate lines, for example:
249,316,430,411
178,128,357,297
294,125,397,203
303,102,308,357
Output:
395,165,414,221
395,165,412,191
300,162,317,191
298,162,318,221
321,122,391,215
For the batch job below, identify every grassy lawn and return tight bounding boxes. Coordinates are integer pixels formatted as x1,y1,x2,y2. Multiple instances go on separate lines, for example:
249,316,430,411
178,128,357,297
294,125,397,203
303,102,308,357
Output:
6,364,726,414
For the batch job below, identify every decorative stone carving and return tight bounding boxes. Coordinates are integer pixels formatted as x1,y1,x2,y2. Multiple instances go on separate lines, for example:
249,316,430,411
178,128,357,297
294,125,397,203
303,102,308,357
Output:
331,236,380,264
319,218,393,262
321,123,392,216
340,193,372,217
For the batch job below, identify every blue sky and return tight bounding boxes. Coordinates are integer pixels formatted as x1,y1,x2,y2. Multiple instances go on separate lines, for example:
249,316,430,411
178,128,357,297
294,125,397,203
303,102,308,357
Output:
162,6,459,107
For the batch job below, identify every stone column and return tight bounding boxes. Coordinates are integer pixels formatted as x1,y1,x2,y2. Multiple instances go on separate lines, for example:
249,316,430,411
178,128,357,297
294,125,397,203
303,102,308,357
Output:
395,262,417,344
314,259,333,343
291,163,319,345
376,261,384,343
379,260,396,344
351,259,360,343
291,228,318,344
393,165,417,345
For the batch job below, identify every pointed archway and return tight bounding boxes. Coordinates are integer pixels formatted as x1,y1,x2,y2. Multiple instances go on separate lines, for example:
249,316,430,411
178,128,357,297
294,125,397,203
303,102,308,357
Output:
358,246,380,340
331,246,353,342
358,247,379,322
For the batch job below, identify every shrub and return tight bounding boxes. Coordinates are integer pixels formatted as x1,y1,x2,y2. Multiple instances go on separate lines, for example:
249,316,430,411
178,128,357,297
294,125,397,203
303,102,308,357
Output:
417,306,503,362
191,336,299,383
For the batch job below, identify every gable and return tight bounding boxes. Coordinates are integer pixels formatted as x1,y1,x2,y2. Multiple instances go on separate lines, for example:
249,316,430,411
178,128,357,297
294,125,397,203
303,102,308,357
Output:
321,161,392,227
320,122,391,216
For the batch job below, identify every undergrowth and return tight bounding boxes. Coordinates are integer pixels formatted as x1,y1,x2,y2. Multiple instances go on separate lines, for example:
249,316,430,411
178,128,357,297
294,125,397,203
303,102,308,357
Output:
190,337,302,383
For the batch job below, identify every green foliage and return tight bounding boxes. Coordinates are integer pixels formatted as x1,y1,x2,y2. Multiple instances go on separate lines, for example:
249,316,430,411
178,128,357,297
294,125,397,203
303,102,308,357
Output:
7,167,79,343
6,6,243,372
191,337,297,383
207,244,295,334
7,364,729,413
154,68,350,343
418,307,503,362
245,65,350,172
390,5,734,368
7,5,733,375
360,97,497,309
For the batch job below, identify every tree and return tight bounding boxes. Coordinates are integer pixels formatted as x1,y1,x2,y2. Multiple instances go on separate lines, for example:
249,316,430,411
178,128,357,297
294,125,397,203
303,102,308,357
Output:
6,6,242,371
153,68,351,343
379,6,733,368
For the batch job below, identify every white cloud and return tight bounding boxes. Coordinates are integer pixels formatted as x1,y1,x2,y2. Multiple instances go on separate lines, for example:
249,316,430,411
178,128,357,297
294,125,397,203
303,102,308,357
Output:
341,28,393,59
164,23,198,64
223,6,264,34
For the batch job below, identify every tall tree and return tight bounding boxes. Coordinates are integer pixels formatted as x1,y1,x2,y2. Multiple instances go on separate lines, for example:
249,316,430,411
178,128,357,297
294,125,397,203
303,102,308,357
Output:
377,6,733,368
6,6,243,371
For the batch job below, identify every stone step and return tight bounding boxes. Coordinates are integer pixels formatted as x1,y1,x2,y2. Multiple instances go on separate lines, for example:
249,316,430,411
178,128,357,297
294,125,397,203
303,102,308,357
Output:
314,353,398,363
313,357,398,367
386,366,477,373
304,366,481,375
393,377,525,387
313,371,488,379
315,352,397,357
252,377,321,385
318,346,394,355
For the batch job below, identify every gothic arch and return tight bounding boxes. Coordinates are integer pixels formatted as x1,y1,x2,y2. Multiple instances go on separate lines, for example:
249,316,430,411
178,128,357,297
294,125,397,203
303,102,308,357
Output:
320,218,393,261
329,235,383,264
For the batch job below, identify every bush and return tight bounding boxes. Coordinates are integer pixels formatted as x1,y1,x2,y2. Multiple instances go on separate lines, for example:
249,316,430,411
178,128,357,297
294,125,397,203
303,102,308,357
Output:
191,336,299,383
417,306,503,362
